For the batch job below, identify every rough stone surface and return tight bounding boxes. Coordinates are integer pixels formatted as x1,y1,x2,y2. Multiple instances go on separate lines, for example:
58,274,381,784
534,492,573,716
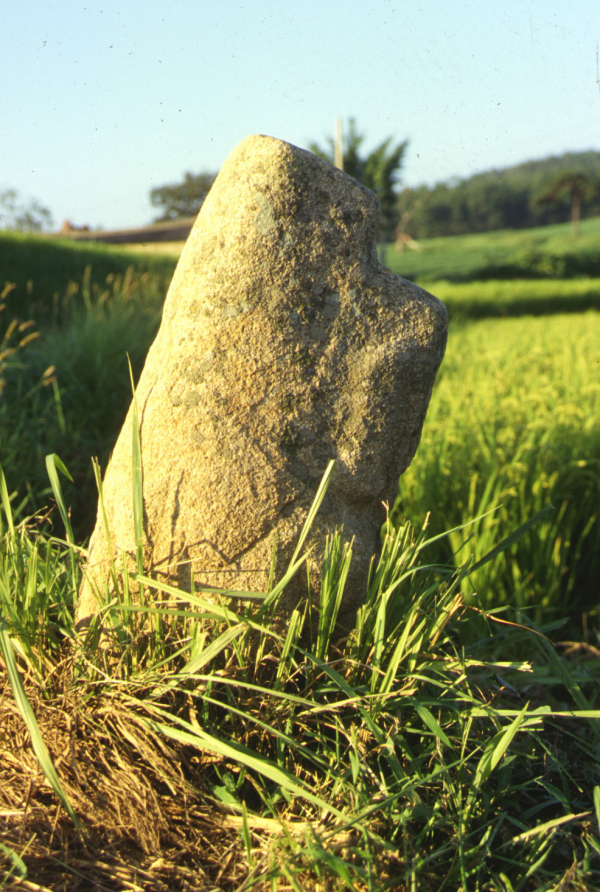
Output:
77,135,448,631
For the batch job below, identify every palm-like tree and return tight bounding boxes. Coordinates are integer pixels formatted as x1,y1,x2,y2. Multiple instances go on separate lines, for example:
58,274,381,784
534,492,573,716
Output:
535,170,599,238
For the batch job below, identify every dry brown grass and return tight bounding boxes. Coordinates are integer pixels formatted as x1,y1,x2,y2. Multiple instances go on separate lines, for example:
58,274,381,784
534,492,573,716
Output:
0,655,407,891
0,669,261,891
121,241,185,256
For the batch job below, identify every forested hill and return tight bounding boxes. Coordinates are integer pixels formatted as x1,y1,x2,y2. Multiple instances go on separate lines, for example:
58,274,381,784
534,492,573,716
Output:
398,149,600,239
507,150,600,181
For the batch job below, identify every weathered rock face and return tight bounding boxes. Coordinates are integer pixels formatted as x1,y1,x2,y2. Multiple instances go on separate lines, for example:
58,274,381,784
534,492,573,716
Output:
77,135,448,631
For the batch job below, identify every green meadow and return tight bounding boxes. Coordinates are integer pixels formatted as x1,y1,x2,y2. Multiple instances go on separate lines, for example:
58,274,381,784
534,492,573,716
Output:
1,221,600,889
385,215,600,284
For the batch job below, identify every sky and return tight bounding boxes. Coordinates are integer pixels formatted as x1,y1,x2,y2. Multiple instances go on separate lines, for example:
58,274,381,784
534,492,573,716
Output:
2,0,600,231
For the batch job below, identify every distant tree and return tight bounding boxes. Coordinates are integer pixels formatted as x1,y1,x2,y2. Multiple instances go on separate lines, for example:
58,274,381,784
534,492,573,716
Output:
395,187,429,241
150,171,217,222
0,189,53,232
309,119,408,239
534,170,600,238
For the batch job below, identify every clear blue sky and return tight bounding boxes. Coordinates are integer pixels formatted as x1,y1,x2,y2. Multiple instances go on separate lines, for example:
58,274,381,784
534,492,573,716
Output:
2,0,599,230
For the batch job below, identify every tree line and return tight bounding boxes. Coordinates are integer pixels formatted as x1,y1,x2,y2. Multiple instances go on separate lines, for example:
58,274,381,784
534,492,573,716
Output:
150,133,600,242
3,122,600,240
398,151,600,240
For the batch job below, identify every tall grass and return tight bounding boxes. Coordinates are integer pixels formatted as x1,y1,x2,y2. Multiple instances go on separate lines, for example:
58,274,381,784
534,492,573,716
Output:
0,229,176,324
0,265,164,535
2,458,600,889
394,311,600,630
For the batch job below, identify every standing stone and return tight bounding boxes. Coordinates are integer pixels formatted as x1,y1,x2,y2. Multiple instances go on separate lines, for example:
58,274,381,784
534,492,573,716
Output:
77,135,447,631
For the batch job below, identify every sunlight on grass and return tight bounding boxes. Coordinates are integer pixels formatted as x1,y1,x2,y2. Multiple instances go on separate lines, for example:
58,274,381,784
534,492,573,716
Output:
395,311,600,627
1,223,599,888
1,458,600,889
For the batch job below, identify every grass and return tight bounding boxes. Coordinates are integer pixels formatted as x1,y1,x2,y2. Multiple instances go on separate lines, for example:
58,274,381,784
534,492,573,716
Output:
2,459,600,890
0,229,176,325
427,277,600,320
0,263,165,536
393,311,600,632
0,221,599,885
0,227,599,623
384,216,600,283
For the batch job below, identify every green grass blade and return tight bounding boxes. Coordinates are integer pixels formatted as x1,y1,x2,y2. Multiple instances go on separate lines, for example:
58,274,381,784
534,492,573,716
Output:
288,460,335,569
0,461,14,537
240,803,253,867
316,533,351,661
466,702,529,820
0,841,27,881
141,710,348,821
45,454,79,595
136,573,267,605
92,458,115,570
506,810,593,846
182,622,246,676
415,704,453,749
531,627,596,725
275,608,303,689
468,504,554,574
45,454,74,545
23,546,39,615
488,704,528,773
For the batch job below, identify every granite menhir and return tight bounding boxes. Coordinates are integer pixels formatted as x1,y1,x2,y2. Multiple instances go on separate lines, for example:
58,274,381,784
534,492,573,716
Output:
77,135,448,633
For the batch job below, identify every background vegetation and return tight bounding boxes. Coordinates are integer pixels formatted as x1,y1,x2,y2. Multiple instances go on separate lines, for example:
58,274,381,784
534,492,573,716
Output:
1,218,598,636
145,135,600,245
0,232,176,534
150,171,217,222
1,194,600,887
0,188,53,232
397,150,600,239
386,216,600,284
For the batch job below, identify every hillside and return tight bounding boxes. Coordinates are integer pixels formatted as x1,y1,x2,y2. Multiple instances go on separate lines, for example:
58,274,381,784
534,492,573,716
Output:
399,148,600,238
386,214,600,283
0,230,177,323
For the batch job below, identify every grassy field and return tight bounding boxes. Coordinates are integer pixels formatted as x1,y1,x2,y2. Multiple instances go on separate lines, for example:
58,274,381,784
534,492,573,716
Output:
1,222,600,888
0,230,176,323
393,311,600,630
385,216,600,283
1,227,597,628
0,261,167,534
426,277,600,319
